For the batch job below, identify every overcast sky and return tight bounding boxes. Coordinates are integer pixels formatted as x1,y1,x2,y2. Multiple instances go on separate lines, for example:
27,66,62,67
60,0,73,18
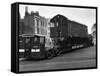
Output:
19,5,96,34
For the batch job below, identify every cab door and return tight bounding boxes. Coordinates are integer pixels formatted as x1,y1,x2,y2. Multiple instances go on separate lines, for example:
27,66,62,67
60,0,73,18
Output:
31,36,45,59
31,36,41,58
24,37,32,58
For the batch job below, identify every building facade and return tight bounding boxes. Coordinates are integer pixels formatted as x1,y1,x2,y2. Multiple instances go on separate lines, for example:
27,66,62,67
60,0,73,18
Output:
91,23,96,45
19,7,48,37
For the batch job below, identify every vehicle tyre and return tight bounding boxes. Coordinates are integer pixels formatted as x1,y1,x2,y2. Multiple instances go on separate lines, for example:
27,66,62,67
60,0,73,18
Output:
46,50,53,59
55,49,61,56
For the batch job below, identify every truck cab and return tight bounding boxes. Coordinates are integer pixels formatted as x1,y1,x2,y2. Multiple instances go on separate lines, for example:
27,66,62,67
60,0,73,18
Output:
19,34,46,59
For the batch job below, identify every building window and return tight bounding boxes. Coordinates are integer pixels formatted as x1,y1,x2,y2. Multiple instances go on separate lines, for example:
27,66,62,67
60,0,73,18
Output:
39,20,41,34
37,19,39,34
34,18,37,34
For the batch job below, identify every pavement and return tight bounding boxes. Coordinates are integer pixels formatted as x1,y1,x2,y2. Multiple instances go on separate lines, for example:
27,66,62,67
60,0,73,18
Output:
19,46,96,72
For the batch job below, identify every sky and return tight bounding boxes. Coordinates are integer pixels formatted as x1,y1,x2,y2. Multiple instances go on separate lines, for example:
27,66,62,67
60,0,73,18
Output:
19,4,96,34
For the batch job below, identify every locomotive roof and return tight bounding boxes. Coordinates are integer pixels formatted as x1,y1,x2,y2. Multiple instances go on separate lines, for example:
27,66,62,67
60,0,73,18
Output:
50,14,87,27
50,14,68,22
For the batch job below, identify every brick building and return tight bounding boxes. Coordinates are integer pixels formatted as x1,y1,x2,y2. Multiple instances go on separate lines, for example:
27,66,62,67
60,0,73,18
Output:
19,7,48,36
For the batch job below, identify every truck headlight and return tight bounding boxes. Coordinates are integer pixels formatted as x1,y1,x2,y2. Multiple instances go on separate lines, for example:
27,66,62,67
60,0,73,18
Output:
35,49,40,52
31,49,40,52
19,49,24,52
31,49,36,52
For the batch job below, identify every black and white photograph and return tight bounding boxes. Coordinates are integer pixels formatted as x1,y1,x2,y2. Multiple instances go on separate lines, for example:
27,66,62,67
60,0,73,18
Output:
13,3,97,73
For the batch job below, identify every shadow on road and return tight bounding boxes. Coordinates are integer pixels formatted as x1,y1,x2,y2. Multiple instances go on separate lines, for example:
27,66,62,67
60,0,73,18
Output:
19,46,94,62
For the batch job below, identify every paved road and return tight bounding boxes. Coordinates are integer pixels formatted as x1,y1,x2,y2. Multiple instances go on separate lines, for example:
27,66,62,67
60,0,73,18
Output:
19,46,96,72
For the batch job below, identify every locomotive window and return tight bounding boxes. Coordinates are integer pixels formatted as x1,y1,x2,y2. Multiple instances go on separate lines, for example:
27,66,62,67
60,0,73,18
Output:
25,38,30,43
34,37,38,42
56,22,58,27
19,37,24,48
40,37,44,44
19,37,23,43
19,37,24,44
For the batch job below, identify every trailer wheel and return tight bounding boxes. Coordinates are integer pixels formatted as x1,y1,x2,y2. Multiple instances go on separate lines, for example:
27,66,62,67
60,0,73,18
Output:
55,49,61,56
46,50,53,59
